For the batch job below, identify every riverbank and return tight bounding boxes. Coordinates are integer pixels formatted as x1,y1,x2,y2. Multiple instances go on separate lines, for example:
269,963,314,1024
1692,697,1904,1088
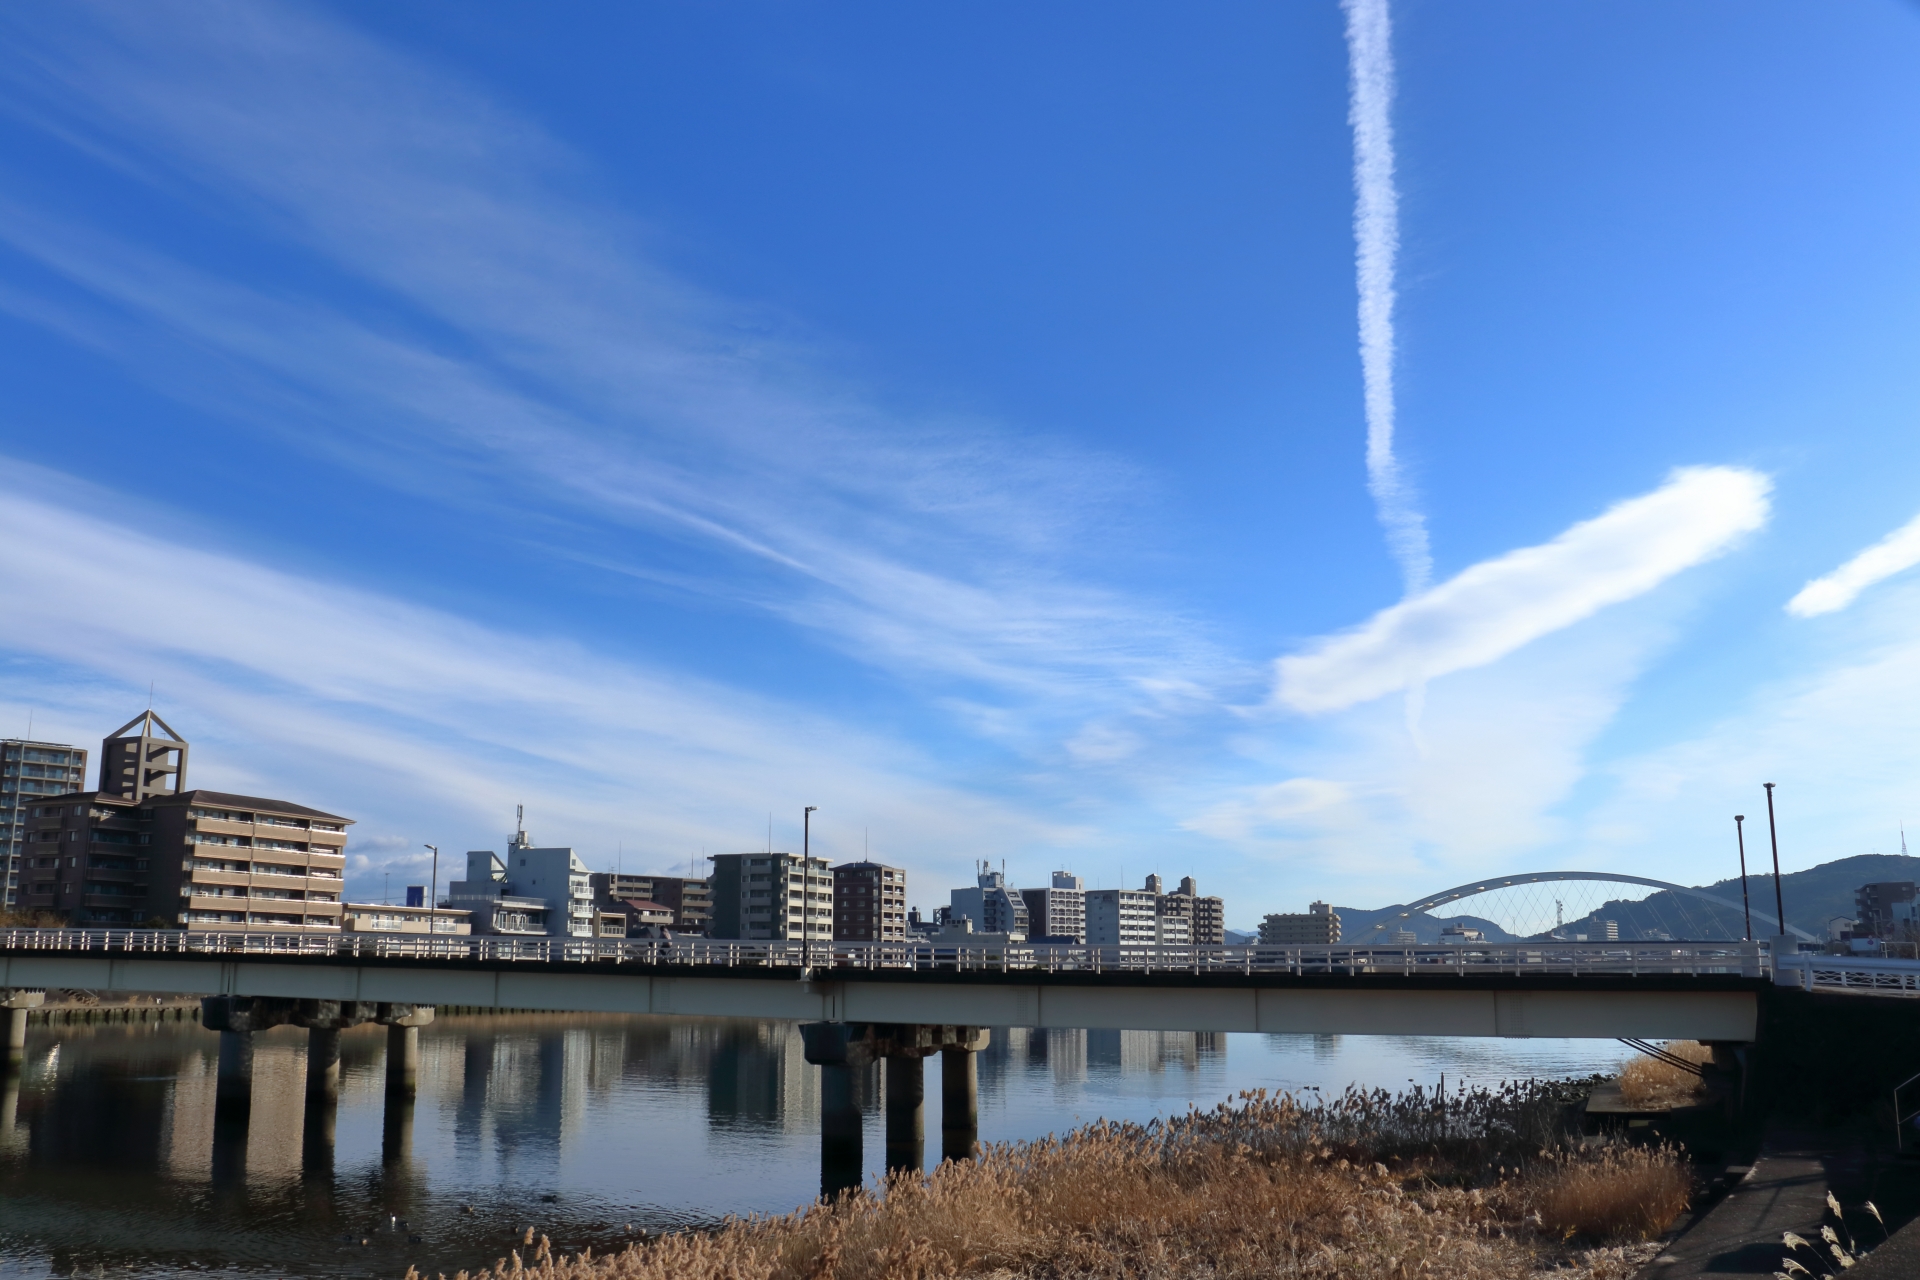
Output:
426,1081,1689,1280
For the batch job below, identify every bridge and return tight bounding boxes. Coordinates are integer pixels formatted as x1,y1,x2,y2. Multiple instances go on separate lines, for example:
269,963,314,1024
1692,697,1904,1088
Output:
1356,870,1818,942
3,926,1911,1197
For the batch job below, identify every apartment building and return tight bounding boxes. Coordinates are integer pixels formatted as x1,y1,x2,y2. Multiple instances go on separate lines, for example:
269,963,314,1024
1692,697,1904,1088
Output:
708,851,833,941
1020,871,1088,943
832,860,907,942
1,738,88,909
1085,888,1157,946
949,866,1030,938
1259,901,1341,945
448,814,594,937
1161,876,1226,946
589,872,713,932
20,788,350,930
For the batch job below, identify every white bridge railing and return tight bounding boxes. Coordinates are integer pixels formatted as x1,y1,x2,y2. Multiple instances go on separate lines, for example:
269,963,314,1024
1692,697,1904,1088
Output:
1773,953,1920,997
0,928,1771,979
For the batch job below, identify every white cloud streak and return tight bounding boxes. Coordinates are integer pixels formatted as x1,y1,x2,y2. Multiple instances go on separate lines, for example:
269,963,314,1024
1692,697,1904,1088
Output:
1343,0,1430,594
0,0,1231,739
0,462,1072,897
1786,508,1920,617
1276,466,1771,714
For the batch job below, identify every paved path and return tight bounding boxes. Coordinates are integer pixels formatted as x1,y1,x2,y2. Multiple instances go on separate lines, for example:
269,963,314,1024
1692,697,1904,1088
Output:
1640,1130,1920,1278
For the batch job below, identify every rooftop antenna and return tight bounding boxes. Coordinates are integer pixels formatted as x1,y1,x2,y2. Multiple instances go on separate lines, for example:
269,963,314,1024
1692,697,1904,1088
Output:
767,813,772,854
1904,824,1910,858
147,680,154,710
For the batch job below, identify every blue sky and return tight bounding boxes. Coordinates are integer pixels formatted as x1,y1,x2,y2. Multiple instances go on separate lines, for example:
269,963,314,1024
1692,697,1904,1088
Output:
2,1,1919,924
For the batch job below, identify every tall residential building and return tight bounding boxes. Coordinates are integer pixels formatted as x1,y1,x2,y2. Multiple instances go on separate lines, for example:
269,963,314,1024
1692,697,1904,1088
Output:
949,866,1029,938
832,860,907,942
1259,901,1341,945
1856,882,1919,940
708,851,833,941
20,787,349,930
1085,888,1156,946
449,812,595,937
1162,876,1226,946
97,711,189,802
2,738,89,909
589,872,713,932
1020,871,1087,943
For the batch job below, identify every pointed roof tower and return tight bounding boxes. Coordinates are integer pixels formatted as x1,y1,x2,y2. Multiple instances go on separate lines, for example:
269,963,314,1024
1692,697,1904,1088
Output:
99,710,189,801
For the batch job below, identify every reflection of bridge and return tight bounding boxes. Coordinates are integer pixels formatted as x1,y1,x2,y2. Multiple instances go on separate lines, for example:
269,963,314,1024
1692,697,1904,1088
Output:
1360,871,1818,943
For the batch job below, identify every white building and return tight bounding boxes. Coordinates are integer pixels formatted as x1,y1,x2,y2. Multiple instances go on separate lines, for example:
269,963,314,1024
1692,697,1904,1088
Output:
950,866,1029,939
708,852,833,941
1154,912,1192,945
1085,888,1157,946
1021,871,1087,943
446,810,595,938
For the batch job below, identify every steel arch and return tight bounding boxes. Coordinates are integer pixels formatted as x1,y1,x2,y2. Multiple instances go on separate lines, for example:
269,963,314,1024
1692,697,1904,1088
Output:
1369,870,1815,941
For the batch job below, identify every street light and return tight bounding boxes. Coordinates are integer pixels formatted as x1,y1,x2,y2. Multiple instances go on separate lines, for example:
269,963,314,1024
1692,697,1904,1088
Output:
1764,783,1787,949
803,806,818,968
424,843,440,927
1733,816,1752,941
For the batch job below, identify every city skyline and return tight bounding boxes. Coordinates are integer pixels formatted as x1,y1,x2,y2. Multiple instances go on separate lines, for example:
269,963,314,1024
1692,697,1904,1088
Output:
2,3,1919,921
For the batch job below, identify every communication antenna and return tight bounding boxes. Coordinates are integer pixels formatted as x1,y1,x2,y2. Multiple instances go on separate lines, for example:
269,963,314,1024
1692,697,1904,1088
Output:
1904,824,1910,858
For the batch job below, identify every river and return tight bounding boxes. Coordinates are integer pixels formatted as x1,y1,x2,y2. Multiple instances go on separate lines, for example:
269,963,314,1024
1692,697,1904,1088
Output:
0,1012,1626,1279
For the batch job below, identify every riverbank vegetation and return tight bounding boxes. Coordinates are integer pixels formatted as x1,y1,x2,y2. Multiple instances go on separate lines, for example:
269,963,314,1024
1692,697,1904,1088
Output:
421,1080,1691,1280
1617,1041,1713,1109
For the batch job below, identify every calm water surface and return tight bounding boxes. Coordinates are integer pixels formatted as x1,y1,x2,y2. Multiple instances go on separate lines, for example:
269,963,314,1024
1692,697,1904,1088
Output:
0,1014,1626,1279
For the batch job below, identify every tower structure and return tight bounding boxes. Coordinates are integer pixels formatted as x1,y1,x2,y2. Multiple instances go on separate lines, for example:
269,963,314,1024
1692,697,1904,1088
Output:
98,711,189,802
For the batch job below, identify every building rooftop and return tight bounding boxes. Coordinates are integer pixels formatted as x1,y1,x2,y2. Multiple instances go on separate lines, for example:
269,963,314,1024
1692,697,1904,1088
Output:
162,789,351,823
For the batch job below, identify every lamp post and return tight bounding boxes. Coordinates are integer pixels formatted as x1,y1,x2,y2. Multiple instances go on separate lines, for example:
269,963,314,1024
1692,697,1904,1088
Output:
1764,783,1788,950
1733,816,1752,941
803,806,818,968
424,843,440,929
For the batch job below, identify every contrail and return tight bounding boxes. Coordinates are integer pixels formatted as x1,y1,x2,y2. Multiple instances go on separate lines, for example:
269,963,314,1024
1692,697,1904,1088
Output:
1343,0,1431,595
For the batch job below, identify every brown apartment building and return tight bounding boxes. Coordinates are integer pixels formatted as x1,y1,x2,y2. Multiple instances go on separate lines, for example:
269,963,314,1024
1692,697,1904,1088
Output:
17,714,350,932
588,872,713,932
832,860,907,942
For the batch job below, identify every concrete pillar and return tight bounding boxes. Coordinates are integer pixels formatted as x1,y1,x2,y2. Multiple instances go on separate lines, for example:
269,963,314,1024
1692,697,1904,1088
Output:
820,1061,863,1200
215,1030,254,1118
941,1047,978,1162
386,1024,420,1097
884,1054,924,1174
3,1008,24,1072
306,1026,342,1102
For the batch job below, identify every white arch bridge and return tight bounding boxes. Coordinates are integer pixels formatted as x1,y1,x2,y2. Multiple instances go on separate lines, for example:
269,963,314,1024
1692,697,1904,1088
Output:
1358,871,1817,944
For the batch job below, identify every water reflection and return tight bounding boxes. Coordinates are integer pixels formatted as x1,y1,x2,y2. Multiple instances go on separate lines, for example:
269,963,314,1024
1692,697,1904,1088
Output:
0,1014,1622,1280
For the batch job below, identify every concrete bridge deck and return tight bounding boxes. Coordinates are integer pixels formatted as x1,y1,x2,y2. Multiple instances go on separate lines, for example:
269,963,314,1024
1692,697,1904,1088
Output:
2,928,1767,1040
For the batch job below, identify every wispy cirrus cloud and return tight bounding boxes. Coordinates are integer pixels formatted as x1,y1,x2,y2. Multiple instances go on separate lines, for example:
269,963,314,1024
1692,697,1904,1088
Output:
1787,508,1920,617
1275,466,1771,714
0,0,1230,738
0,462,1071,897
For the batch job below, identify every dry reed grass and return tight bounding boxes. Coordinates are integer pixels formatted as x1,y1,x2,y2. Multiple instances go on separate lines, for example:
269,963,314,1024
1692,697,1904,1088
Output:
1617,1042,1713,1109
414,1082,1689,1280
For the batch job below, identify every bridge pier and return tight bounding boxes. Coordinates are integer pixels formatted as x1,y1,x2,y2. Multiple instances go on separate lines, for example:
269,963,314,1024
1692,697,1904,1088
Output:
884,1055,924,1174
215,1030,254,1119
819,1062,862,1198
801,1022,990,1193
306,1027,342,1102
3,990,44,1073
941,1046,979,1162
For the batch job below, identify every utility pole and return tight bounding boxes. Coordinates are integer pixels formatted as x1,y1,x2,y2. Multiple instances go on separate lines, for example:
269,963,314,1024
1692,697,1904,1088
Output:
1733,817,1752,941
1764,783,1787,947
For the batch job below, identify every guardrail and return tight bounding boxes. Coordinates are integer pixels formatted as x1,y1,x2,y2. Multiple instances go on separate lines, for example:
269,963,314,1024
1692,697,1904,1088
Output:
1775,953,1920,997
0,928,1769,979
